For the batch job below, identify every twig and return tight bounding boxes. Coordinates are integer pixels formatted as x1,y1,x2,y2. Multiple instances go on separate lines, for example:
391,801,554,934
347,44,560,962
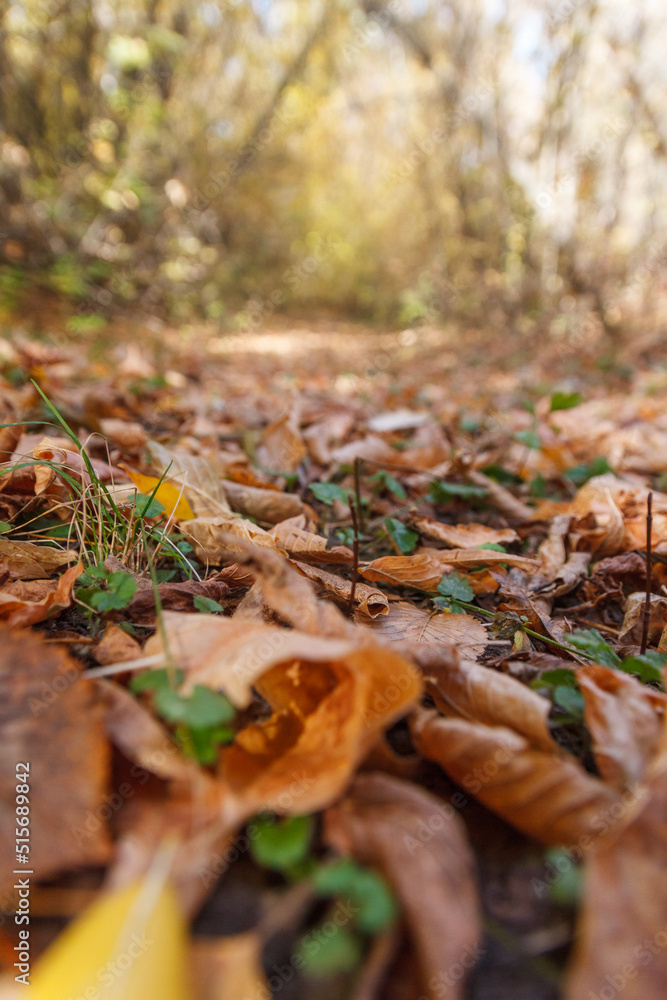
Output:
353,457,364,532
640,490,653,655
348,494,360,616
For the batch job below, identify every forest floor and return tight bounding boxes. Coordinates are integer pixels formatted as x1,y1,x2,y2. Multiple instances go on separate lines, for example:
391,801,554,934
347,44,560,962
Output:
0,311,666,1000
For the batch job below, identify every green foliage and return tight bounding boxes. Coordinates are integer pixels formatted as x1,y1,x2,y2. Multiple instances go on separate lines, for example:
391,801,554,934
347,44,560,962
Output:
311,857,398,934
436,572,474,604
619,651,666,685
298,925,362,977
530,669,585,725
193,595,224,614
550,391,583,412
130,669,236,764
514,429,542,450
76,566,137,612
250,815,315,873
66,313,108,334
368,470,406,500
384,517,418,554
310,482,350,506
565,629,621,668
428,481,487,503
564,457,613,486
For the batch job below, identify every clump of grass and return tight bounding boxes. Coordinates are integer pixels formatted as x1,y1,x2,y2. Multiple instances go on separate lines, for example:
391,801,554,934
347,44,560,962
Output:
0,382,197,576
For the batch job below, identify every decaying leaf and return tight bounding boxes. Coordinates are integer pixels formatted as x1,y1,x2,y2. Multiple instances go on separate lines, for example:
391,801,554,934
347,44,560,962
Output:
0,561,82,627
358,601,487,659
295,560,389,618
577,664,665,791
324,773,481,1000
0,537,77,580
222,479,305,523
410,707,620,847
0,628,110,892
410,643,558,752
269,515,354,564
407,516,519,550
362,548,538,592
565,725,667,1000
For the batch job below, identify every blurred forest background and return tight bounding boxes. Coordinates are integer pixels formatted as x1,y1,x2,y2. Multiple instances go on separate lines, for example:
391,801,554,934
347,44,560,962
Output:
0,0,665,349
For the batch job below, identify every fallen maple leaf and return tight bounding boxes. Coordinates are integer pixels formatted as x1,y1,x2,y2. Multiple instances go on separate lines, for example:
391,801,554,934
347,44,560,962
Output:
0,561,82,627
0,537,77,580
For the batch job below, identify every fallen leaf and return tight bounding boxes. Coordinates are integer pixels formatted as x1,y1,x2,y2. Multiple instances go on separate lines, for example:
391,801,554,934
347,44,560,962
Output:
28,856,190,1000
0,561,82,627
357,601,487,659
94,623,143,665
0,628,110,892
577,664,665,790
362,548,538,592
222,479,305,523
0,538,77,580
269,516,354,564
121,466,195,520
294,560,389,618
407,516,519,550
409,643,558,752
410,707,620,847
324,772,481,1000
618,591,667,645
256,407,306,474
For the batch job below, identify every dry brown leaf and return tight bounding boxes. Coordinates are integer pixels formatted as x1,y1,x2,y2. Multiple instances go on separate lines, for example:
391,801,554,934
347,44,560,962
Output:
410,643,558,752
256,407,307,474
564,727,667,1000
357,601,487,659
465,469,535,521
407,516,519,550
142,611,421,816
184,515,275,564
294,560,389,618
303,412,356,464
191,933,270,1000
362,548,538,592
0,628,110,893
99,417,148,453
570,475,630,556
147,439,233,517
619,592,667,645
324,773,481,1000
214,539,350,636
222,479,305,523
94,623,142,665
577,664,665,791
410,707,620,847
269,516,354,564
0,538,77,580
0,561,82,627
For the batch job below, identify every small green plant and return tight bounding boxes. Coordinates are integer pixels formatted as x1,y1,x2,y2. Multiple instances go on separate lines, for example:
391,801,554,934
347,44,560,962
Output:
310,482,350,506
130,668,236,764
249,815,315,875
76,566,137,612
435,571,474,612
384,517,418,554
531,669,585,726
427,480,487,503
564,457,613,487
550,391,582,412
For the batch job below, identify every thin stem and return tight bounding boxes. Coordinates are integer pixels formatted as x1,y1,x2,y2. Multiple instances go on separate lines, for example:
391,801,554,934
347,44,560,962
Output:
348,495,360,615
640,491,653,656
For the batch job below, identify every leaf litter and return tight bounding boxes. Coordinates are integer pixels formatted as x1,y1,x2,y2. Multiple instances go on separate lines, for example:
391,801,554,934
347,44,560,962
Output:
0,326,666,999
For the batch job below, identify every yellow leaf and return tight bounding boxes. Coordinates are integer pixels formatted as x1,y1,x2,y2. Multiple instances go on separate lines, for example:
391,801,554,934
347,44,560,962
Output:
29,863,191,1000
120,465,195,520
